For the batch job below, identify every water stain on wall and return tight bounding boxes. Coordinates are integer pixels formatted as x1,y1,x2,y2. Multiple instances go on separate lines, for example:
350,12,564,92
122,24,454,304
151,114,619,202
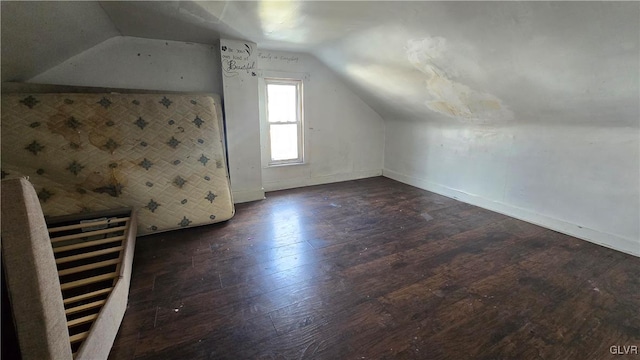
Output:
406,37,513,122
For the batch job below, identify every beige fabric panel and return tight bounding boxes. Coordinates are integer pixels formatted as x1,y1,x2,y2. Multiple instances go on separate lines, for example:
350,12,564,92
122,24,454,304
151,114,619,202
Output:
1,178,73,360
1,93,234,235
76,276,128,360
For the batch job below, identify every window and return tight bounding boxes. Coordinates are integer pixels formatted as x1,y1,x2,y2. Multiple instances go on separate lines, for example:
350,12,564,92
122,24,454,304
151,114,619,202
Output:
265,79,303,165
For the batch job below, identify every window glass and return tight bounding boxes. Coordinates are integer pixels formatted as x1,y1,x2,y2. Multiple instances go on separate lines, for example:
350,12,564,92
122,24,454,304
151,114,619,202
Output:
267,84,297,123
270,124,299,161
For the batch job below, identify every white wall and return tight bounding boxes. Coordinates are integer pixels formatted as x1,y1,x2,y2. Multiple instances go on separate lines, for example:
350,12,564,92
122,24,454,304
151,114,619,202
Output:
219,39,264,203
384,121,640,256
30,36,222,95
257,50,385,191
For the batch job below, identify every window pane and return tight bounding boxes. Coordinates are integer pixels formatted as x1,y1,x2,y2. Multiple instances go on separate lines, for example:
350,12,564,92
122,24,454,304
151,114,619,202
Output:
267,84,297,123
270,124,299,161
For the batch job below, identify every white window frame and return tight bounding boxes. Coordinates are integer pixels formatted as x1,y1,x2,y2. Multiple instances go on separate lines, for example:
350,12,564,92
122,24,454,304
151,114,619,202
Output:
264,78,304,166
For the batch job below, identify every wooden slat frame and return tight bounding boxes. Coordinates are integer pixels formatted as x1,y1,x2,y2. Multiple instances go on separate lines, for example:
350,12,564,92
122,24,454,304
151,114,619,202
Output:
63,287,113,305
68,314,99,328
50,225,128,243
56,246,123,265
48,217,130,233
58,259,121,277
60,272,119,291
69,332,88,344
53,235,125,253
47,208,134,356
65,300,106,316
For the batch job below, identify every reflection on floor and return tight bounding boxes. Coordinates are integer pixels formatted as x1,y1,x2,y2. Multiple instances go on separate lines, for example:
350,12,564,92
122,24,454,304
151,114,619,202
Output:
109,176,639,359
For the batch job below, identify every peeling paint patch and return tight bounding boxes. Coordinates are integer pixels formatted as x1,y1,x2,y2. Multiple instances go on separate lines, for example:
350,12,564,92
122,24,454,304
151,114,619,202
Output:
406,37,513,122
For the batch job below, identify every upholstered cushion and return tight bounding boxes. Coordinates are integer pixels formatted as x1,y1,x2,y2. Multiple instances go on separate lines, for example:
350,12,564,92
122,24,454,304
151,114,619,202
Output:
1,178,72,360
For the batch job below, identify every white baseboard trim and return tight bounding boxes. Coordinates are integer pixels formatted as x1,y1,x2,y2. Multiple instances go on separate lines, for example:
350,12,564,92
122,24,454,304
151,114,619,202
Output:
263,169,383,192
383,169,639,257
232,188,265,204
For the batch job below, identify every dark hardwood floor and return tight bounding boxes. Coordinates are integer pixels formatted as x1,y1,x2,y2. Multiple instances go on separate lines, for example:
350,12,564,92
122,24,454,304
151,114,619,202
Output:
109,177,639,360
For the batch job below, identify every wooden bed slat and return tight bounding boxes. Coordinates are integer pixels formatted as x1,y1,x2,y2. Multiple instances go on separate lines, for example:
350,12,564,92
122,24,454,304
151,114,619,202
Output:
67,313,99,328
60,272,119,291
69,331,89,344
45,208,135,358
65,300,106,316
56,246,123,265
58,259,121,276
48,217,130,233
50,225,128,243
63,287,113,305
53,235,125,253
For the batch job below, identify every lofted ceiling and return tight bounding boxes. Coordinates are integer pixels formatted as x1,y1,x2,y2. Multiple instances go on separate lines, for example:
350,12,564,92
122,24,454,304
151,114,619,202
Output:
2,1,638,126
1,1,119,81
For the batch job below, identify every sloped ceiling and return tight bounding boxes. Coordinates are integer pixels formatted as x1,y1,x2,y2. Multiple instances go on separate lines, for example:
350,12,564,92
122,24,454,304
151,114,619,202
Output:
0,1,120,81
314,1,639,126
3,1,638,127
97,1,234,44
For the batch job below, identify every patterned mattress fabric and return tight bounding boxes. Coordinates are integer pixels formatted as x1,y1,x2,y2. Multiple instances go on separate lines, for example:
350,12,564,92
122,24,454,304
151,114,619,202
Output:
1,93,234,235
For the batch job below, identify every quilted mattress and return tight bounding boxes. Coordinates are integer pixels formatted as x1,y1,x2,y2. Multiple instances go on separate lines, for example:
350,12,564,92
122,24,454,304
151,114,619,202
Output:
1,93,234,235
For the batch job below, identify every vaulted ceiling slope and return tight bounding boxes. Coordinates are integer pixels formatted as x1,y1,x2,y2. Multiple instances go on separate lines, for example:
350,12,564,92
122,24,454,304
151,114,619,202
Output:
3,1,638,127
1,1,120,81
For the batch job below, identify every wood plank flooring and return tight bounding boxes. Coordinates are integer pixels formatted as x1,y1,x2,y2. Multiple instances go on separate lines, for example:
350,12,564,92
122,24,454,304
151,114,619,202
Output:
109,177,639,360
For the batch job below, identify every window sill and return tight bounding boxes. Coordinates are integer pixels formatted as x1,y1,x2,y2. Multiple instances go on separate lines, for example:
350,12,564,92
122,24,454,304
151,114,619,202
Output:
265,161,307,168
